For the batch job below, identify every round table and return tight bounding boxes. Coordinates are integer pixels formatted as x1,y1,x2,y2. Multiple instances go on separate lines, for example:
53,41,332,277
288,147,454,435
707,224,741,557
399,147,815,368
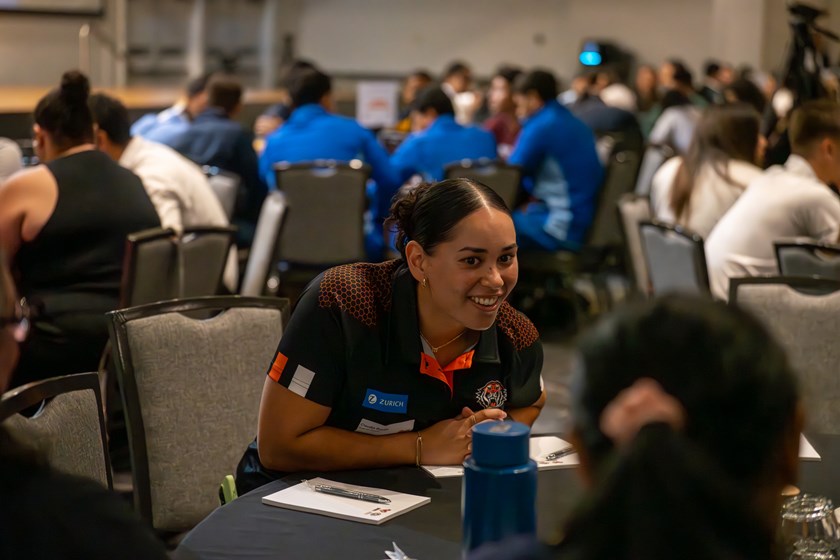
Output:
174,434,840,560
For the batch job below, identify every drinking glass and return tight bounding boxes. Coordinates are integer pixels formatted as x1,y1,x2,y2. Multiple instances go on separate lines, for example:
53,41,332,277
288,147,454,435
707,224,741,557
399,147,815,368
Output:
779,494,840,557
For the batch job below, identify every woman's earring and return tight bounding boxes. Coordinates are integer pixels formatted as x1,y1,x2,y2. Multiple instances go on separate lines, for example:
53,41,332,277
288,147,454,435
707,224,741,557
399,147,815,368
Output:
422,276,428,289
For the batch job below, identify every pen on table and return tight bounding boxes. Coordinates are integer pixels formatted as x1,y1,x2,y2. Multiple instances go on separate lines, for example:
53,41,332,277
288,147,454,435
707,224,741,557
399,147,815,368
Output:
311,483,392,504
545,446,576,461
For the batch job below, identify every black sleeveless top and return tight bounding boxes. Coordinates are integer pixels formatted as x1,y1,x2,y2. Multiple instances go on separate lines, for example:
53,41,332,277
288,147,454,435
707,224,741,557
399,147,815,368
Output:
15,150,160,334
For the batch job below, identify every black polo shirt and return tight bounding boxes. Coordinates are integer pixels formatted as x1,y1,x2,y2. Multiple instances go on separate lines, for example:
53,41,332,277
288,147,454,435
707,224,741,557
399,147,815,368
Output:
267,260,543,435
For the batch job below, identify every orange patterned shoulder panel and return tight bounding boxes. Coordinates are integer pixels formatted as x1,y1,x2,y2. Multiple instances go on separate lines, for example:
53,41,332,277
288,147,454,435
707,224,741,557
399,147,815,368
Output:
317,260,400,327
495,302,540,351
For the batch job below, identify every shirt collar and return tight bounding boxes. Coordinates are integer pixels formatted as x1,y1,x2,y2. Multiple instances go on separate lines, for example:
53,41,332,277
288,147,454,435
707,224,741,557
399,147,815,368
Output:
119,136,144,167
426,114,459,132
522,98,561,126
385,263,500,366
195,106,229,122
288,103,328,123
784,154,820,181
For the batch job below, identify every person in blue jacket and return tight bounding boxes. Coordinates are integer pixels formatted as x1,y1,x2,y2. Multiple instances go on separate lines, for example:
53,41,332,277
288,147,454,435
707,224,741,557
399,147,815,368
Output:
509,70,604,252
390,85,496,184
259,68,400,258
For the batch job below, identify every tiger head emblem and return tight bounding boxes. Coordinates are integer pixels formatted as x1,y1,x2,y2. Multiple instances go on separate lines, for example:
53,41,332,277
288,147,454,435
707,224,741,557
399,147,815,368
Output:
475,380,507,409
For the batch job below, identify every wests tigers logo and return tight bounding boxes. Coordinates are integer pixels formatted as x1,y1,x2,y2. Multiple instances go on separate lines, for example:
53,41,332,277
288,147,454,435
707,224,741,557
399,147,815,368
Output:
475,381,507,408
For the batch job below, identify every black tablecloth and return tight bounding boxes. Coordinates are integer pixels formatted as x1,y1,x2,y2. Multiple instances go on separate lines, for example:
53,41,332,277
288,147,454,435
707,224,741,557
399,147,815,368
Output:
174,434,839,560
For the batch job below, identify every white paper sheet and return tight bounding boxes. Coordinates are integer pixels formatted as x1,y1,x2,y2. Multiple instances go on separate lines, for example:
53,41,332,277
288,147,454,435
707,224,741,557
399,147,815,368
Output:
422,436,580,478
262,478,430,525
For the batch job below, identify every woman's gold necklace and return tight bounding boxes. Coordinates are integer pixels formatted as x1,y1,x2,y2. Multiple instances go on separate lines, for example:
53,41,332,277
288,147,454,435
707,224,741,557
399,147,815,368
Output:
421,329,467,354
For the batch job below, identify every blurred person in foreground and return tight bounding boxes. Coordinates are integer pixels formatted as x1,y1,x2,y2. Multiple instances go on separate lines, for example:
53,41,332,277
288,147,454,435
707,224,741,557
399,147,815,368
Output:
472,295,801,560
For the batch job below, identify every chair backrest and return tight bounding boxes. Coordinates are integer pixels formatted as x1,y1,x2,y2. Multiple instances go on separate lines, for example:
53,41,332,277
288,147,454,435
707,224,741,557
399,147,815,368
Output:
107,296,289,532
203,166,240,221
586,146,643,248
634,143,675,196
122,226,236,306
775,241,840,281
617,194,652,294
444,158,522,209
0,372,112,489
121,228,179,307
639,220,710,296
179,226,237,297
730,276,840,434
240,192,287,296
274,160,370,265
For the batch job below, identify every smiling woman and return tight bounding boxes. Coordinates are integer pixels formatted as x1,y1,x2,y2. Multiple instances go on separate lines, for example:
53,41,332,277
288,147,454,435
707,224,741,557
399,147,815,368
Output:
236,179,546,493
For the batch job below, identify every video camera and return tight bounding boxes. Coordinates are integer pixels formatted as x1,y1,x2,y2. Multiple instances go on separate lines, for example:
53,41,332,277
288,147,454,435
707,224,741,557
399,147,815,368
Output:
782,1,838,103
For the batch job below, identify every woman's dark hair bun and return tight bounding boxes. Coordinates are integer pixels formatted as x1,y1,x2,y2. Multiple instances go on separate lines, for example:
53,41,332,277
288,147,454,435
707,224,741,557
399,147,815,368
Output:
59,70,91,106
385,182,433,256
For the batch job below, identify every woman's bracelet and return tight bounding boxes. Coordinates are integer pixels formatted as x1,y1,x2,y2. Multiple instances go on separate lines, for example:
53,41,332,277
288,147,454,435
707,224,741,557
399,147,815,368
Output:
415,432,423,467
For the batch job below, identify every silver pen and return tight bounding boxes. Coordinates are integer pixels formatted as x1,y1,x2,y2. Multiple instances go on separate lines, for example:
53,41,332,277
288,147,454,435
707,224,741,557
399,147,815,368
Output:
545,446,576,461
311,483,392,504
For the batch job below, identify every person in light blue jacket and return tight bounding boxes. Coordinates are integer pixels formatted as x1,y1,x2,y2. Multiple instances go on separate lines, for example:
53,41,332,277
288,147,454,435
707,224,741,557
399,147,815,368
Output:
509,70,604,252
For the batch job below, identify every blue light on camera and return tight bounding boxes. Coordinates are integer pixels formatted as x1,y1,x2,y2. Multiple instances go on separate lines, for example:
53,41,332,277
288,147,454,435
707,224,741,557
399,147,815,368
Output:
579,51,602,66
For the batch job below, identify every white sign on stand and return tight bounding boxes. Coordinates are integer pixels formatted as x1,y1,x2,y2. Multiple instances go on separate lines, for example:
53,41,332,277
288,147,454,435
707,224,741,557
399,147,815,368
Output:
356,80,400,129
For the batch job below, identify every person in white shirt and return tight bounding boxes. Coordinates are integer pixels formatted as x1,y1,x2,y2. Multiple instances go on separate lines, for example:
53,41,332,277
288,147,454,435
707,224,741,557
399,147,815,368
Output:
651,104,765,238
0,137,22,184
88,93,238,291
705,100,840,300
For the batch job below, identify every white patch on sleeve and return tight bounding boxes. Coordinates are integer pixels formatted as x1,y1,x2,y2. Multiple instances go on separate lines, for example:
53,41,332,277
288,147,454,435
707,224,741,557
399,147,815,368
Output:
288,365,315,398
355,418,416,436
539,375,545,392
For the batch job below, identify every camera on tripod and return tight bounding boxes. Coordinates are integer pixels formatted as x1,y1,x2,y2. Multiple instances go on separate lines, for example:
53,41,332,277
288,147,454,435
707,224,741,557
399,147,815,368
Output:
782,1,838,103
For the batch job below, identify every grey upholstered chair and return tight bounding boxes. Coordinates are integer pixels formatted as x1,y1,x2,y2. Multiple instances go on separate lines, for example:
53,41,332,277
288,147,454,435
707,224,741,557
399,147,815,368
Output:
240,192,287,296
587,147,642,250
639,220,709,297
617,194,652,295
775,240,840,281
273,160,370,266
729,276,840,434
0,372,112,488
121,226,236,307
634,143,675,196
444,158,522,209
107,296,289,532
203,166,240,221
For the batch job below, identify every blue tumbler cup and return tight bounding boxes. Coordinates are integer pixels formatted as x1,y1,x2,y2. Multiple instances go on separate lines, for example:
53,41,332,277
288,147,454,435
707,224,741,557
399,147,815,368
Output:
462,420,537,555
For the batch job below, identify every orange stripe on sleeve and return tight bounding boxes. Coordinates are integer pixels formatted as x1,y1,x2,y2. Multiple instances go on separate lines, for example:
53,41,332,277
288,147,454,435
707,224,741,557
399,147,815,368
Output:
268,352,289,382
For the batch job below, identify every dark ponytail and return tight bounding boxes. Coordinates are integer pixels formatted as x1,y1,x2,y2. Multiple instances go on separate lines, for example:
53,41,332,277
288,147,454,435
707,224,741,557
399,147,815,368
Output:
34,70,94,151
384,178,509,260
557,424,776,560
560,296,798,559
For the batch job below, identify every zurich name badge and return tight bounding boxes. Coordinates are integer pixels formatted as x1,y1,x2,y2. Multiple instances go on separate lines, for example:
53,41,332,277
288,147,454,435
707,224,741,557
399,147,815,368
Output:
363,389,408,414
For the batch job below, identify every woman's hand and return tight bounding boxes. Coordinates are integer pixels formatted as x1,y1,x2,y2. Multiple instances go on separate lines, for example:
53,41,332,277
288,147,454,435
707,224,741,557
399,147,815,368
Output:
419,407,507,465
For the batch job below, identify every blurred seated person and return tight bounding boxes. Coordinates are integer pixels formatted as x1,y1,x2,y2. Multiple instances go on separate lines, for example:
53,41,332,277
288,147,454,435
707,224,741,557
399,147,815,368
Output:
0,256,169,559
253,59,320,143
471,295,801,560
441,60,482,125
568,71,641,142
236,179,545,492
131,72,212,145
168,74,267,247
634,64,661,136
509,69,604,252
0,71,159,389
706,100,840,300
593,68,637,112
89,92,238,291
651,104,764,238
258,67,400,259
391,86,496,184
649,88,702,155
0,138,23,183
558,72,592,107
698,59,734,105
483,65,522,158
724,77,768,115
395,69,433,133
659,59,707,107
